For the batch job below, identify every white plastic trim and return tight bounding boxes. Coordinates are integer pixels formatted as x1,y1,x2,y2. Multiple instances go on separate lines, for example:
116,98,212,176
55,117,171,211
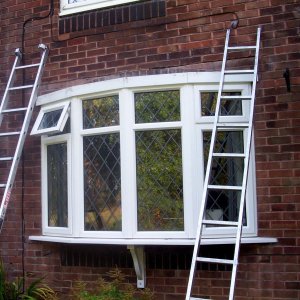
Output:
36,73,253,106
29,235,277,245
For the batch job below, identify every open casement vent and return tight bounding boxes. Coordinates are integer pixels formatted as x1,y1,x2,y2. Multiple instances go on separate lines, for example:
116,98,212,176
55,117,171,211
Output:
31,101,70,136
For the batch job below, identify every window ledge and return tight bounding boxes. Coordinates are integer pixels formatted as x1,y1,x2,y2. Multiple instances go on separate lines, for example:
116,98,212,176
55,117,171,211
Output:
29,235,277,245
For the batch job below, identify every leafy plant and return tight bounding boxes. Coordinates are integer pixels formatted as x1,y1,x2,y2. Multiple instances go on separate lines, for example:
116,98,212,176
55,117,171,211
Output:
72,268,153,300
0,260,57,300
20,277,57,300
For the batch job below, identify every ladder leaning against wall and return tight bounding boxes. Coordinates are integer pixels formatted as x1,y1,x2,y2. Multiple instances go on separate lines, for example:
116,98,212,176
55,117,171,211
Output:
186,27,261,300
0,44,48,233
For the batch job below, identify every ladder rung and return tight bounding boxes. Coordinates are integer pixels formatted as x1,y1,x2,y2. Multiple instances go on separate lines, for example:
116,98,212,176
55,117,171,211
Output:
203,220,238,226
197,257,236,265
0,157,14,161
0,131,21,137
227,46,256,51
15,63,40,70
2,107,27,113
0,184,6,188
224,70,254,74
212,152,245,158
208,185,242,191
220,95,251,100
9,84,34,91
217,123,249,129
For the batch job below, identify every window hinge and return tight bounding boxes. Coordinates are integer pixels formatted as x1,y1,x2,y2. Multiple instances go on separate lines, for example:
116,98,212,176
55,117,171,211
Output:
127,245,146,288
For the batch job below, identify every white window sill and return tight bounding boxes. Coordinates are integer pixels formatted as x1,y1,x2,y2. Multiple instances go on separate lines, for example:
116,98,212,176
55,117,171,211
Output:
29,235,277,245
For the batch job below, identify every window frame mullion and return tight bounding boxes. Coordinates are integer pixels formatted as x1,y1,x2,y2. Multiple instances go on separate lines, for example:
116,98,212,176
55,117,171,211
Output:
119,89,136,238
72,98,83,237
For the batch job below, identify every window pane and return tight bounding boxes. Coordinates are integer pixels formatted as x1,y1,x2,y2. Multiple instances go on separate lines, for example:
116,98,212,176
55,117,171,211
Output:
203,131,244,172
39,109,63,130
136,129,184,231
135,90,180,123
203,131,246,224
83,134,121,231
47,143,68,227
201,91,242,117
82,95,119,129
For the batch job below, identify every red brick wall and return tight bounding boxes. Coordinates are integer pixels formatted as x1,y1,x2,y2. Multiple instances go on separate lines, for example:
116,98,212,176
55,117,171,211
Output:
0,0,299,299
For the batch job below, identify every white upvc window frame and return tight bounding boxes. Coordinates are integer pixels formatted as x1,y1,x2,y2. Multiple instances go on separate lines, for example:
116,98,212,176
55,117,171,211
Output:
41,134,72,236
78,93,124,239
60,0,140,16
31,101,70,136
128,86,190,240
192,83,257,238
33,72,258,244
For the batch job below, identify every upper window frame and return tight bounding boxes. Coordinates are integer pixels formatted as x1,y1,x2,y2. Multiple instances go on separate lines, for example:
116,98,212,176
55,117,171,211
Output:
60,0,140,16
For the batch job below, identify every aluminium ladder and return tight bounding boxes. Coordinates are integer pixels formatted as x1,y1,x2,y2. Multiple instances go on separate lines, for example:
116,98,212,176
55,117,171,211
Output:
186,27,261,300
0,44,48,233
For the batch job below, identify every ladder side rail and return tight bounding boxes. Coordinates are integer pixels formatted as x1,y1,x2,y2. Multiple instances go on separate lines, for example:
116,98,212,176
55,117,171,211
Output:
0,46,48,231
0,51,22,125
228,27,261,300
185,29,231,300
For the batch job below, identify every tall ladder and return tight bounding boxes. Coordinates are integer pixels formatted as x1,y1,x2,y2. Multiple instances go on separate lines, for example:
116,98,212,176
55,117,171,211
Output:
0,44,48,232
186,27,261,300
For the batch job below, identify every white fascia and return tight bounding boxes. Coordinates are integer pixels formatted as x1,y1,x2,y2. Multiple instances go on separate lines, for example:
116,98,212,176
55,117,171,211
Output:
36,72,253,106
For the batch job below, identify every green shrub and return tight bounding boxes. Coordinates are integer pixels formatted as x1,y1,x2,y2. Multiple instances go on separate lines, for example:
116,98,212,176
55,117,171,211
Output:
72,268,153,300
0,260,57,300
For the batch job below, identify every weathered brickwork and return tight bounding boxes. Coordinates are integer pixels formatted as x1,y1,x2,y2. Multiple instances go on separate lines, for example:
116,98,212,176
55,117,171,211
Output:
0,0,299,299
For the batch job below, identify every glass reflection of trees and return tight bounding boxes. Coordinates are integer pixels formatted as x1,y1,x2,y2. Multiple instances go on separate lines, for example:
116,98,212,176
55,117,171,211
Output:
135,91,184,231
47,143,68,227
83,96,121,231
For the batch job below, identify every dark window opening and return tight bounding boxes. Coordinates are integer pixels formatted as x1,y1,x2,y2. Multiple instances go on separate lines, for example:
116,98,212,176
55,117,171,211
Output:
60,245,234,271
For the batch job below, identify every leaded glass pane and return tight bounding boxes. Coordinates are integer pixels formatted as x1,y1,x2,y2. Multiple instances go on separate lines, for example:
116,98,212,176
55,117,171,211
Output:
83,95,119,129
136,129,184,231
201,92,242,117
38,109,63,130
135,90,180,123
203,131,246,224
47,143,68,227
83,134,121,231
206,189,242,222
210,157,244,186
203,131,244,172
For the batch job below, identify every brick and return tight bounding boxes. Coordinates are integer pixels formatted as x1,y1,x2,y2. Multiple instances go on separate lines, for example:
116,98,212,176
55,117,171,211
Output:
1,1,300,300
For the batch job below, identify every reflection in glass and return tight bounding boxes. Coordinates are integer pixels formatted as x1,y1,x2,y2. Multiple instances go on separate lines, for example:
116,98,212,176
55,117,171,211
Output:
201,91,242,117
135,90,180,123
39,109,63,130
83,96,119,129
136,130,184,231
203,130,246,224
47,143,68,227
83,134,121,231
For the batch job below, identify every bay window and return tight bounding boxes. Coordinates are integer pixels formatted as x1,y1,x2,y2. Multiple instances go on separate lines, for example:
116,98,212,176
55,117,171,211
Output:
31,73,258,244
